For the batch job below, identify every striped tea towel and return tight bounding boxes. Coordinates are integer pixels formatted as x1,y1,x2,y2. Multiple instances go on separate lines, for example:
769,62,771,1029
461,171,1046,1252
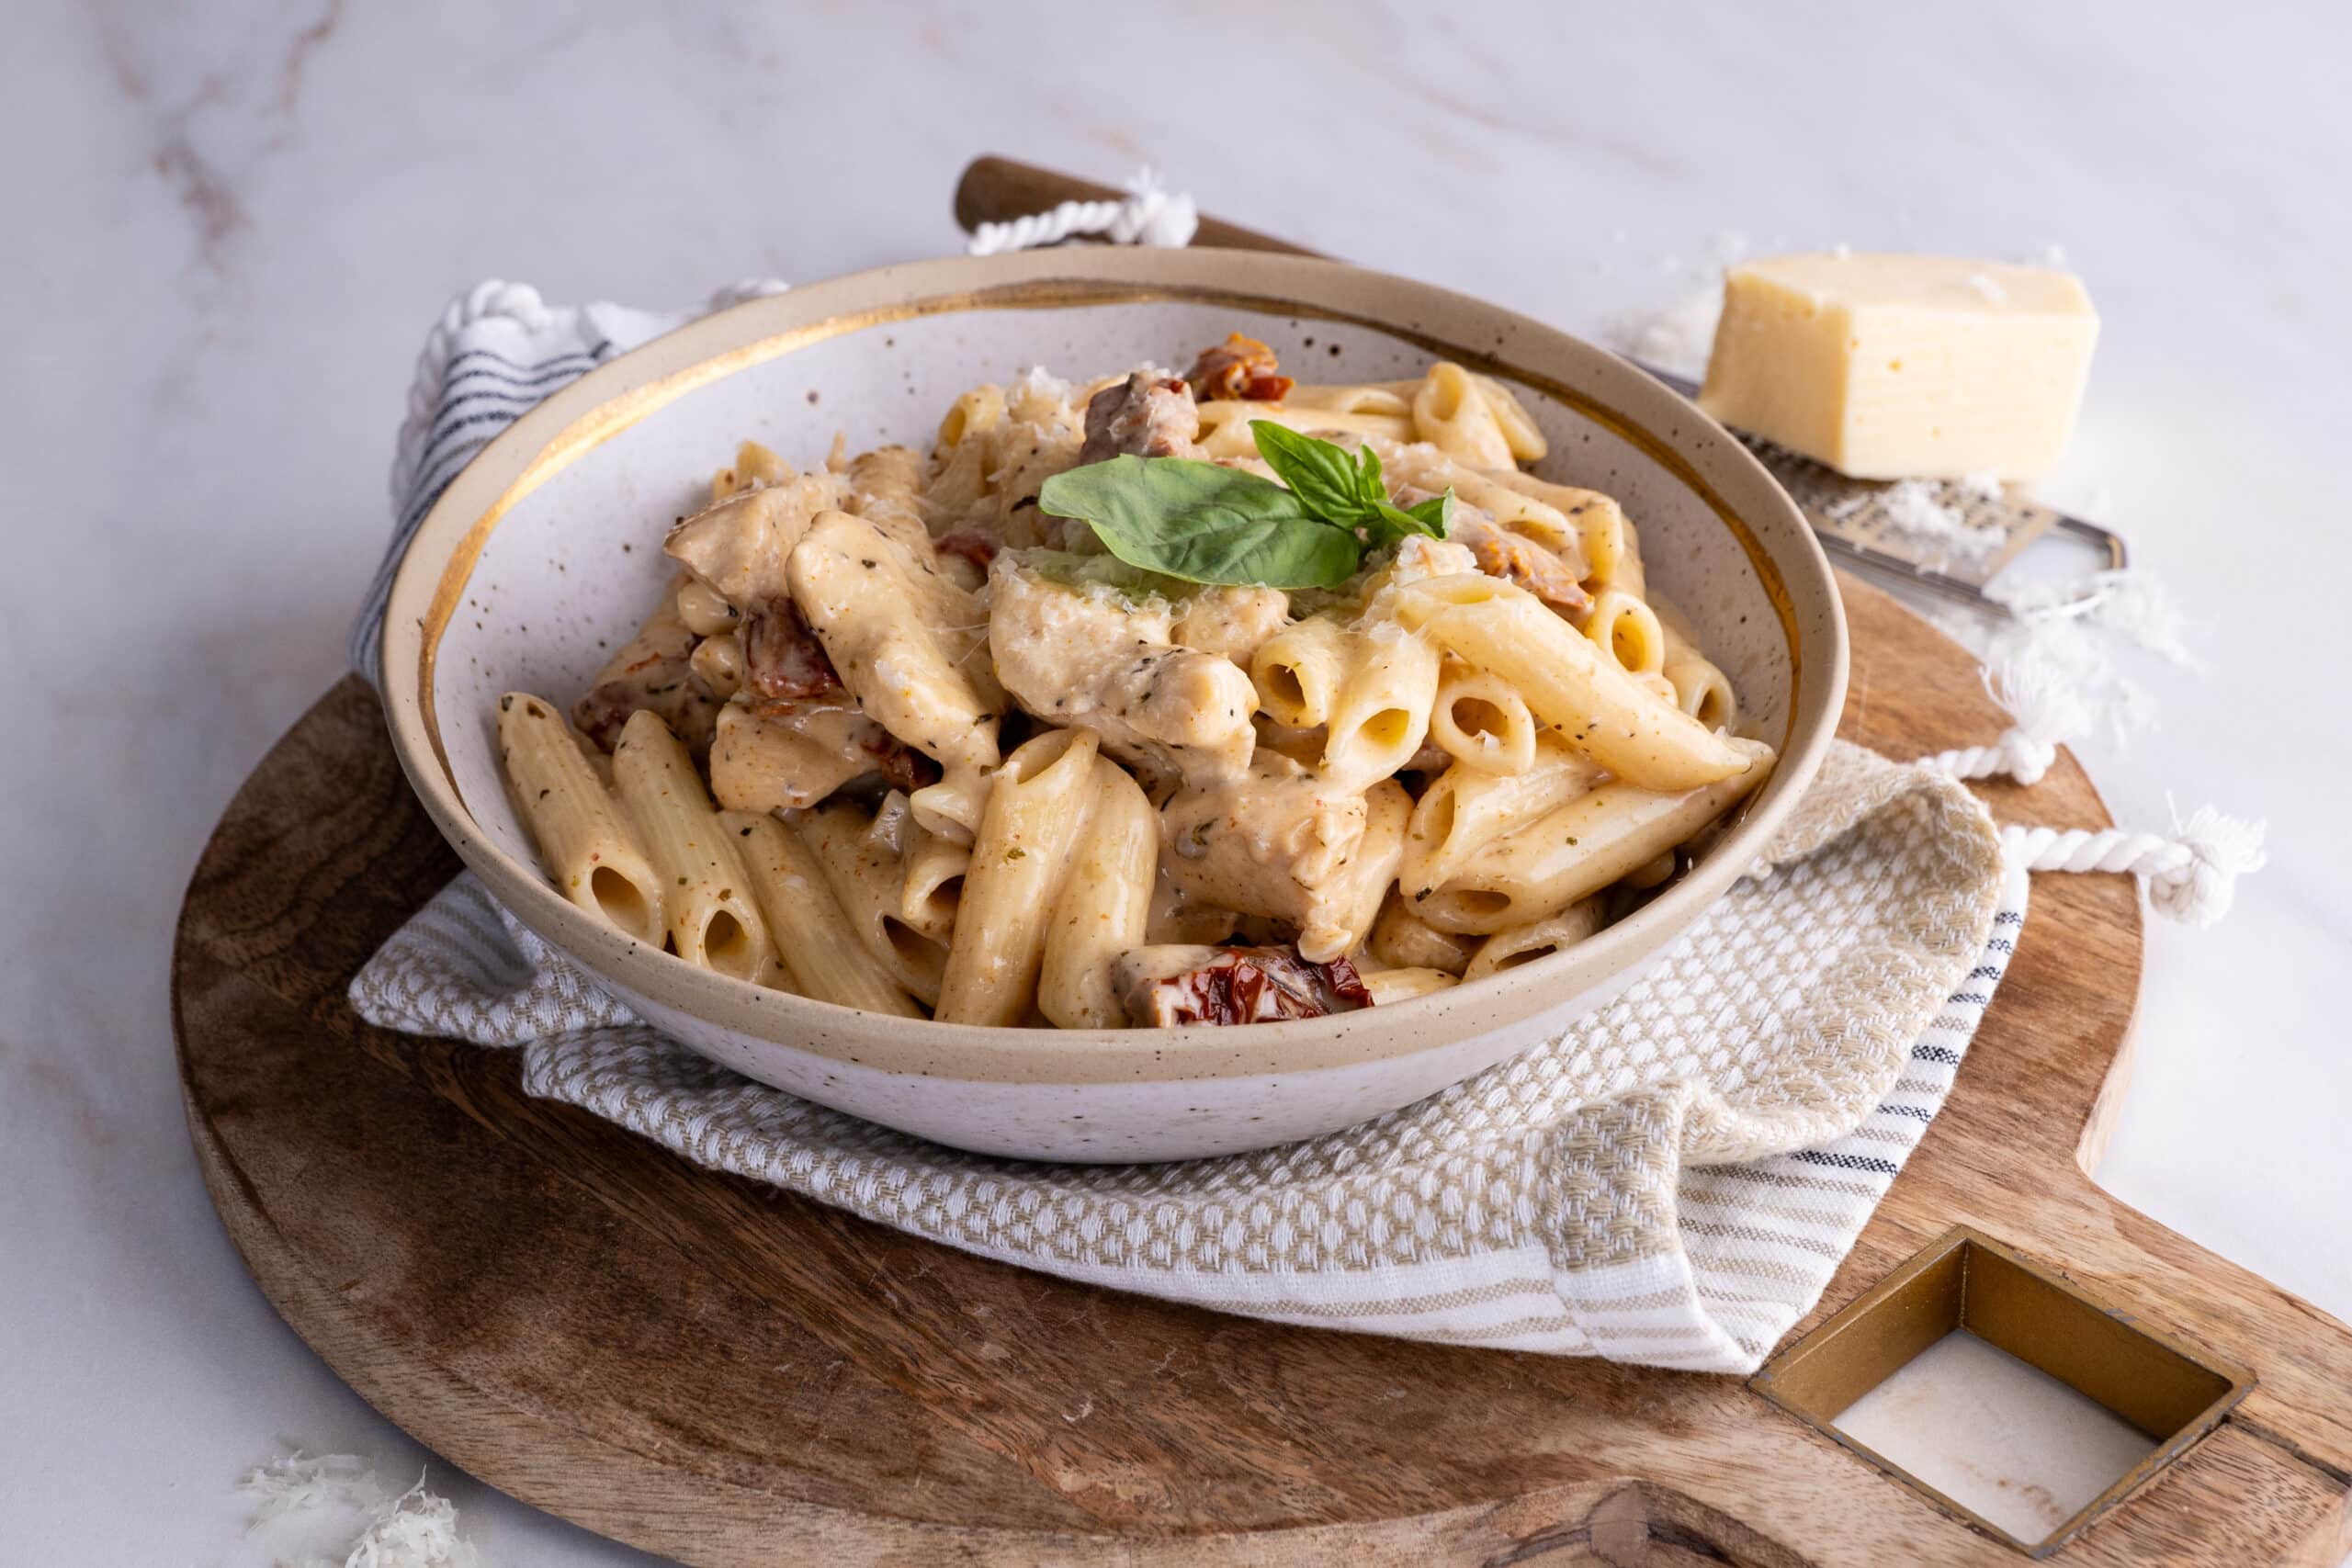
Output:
346,279,2016,1371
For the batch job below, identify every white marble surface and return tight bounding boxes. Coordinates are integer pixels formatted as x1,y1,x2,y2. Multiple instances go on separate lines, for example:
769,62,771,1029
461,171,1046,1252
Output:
4,2,2346,1562
1836,1331,2157,1548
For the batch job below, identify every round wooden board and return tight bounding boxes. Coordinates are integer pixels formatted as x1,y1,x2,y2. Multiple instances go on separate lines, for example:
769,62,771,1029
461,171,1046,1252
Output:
174,575,2352,1567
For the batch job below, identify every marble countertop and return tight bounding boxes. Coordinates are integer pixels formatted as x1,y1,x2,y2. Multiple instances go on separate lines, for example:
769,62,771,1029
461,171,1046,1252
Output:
5,3,2346,1562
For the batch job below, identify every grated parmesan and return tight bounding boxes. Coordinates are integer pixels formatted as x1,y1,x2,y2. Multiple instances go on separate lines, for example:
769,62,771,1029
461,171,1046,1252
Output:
239,1448,484,1568
1826,479,2005,567
1608,285,1724,380
241,1451,383,1527
309,1476,482,1568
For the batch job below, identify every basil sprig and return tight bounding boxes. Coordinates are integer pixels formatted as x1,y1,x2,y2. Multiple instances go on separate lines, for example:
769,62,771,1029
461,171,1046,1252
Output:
1035,423,1453,590
1246,422,1453,547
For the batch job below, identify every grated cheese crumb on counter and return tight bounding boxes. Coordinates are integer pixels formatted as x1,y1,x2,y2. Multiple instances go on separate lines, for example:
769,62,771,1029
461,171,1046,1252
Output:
311,1476,482,1568
239,1448,484,1568
1609,286,1724,380
240,1450,383,1526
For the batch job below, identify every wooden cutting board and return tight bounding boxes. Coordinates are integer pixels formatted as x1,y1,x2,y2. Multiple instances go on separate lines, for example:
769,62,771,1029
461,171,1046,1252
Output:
172,576,2352,1566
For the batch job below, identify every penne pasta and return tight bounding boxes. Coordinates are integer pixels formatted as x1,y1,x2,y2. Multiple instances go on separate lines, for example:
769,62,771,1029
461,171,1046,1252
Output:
497,692,665,945
898,814,971,945
1250,613,1351,728
721,811,923,1016
800,798,950,1006
1418,739,1776,933
1623,850,1679,890
1651,597,1740,732
1379,444,1583,564
1284,382,1415,417
1411,362,1517,468
675,577,742,637
1664,651,1737,731
1462,898,1608,983
1301,778,1411,963
1579,588,1668,676
1361,966,1459,1005
1037,759,1157,1028
936,383,1006,451
937,728,1103,1025
1368,891,1478,976
1400,734,1601,897
687,631,742,700
1322,621,1441,788
1427,663,1538,775
710,439,788,502
1390,573,1754,790
1470,372,1547,462
1193,399,1418,458
1633,671,1680,706
610,709,777,982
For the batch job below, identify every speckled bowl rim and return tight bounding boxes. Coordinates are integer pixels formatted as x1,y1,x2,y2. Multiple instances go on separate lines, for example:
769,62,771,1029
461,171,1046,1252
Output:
379,248,1848,1085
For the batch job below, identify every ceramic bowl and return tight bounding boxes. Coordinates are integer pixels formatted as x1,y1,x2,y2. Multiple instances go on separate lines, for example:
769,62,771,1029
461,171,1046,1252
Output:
379,248,1847,1162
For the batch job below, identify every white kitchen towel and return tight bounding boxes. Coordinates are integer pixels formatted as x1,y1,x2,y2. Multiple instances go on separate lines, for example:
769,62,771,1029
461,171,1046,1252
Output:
350,276,786,681
347,277,2016,1372
353,742,2015,1373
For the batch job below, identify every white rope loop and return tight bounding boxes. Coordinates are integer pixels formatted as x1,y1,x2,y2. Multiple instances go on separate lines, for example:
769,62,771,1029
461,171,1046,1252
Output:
967,168,1198,256
1997,808,2267,928
1920,650,2096,788
1923,730,2058,786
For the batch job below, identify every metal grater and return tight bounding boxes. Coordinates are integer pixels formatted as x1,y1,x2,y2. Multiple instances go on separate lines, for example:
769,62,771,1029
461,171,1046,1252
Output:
1639,365,2126,614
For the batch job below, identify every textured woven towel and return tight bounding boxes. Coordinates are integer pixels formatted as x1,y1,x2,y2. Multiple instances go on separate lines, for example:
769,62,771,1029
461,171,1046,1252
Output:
348,279,2018,1372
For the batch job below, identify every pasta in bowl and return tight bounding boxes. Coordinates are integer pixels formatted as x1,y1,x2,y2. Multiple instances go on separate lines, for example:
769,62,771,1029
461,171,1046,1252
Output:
381,249,1845,1159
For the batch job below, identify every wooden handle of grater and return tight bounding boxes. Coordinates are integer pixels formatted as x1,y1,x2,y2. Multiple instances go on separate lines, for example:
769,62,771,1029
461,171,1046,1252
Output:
951,155,1324,257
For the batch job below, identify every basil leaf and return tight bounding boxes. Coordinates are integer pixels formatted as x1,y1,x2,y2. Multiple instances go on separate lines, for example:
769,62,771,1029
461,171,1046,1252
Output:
1366,501,1435,545
1351,441,1389,509
1409,489,1454,536
1248,421,1364,521
1036,457,1364,589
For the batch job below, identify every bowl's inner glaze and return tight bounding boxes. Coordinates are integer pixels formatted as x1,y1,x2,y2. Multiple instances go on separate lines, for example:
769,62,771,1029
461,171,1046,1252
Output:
431,298,1792,888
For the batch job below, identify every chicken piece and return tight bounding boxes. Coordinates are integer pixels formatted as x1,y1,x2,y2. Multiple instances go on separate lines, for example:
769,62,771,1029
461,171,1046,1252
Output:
1157,752,1365,932
571,594,721,755
1115,944,1371,1026
989,394,1089,547
786,510,1002,778
1171,585,1292,665
987,556,1257,786
1078,373,1203,464
1184,333,1295,403
664,470,844,603
843,445,940,561
1450,512,1593,615
707,699,934,816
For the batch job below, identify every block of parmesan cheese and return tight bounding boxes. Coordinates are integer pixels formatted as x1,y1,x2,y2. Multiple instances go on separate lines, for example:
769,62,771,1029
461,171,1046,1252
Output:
1697,254,2098,480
